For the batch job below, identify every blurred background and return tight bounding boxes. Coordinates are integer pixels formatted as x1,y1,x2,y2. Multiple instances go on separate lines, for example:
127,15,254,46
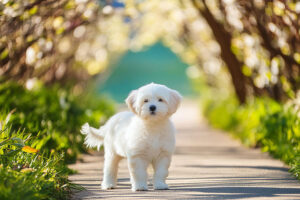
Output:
1,0,300,199
98,42,194,102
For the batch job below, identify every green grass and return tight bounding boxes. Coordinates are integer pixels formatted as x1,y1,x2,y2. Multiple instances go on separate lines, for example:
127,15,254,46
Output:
0,82,115,199
203,95,300,179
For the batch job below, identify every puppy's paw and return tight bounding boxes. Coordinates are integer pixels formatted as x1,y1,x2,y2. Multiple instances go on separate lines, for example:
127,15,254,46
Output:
132,184,148,192
101,182,115,190
80,123,90,135
154,182,169,190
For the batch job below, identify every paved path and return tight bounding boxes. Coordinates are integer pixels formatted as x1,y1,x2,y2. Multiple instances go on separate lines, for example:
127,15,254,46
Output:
69,100,300,199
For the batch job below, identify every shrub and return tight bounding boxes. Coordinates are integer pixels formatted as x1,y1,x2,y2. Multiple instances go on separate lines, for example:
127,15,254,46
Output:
0,82,115,163
0,81,115,199
203,96,300,179
0,112,80,200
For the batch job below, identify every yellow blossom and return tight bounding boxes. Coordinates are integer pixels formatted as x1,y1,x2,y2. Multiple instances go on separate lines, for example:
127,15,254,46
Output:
22,146,39,153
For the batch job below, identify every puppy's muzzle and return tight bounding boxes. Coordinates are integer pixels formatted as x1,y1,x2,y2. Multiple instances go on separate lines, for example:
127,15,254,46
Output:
149,105,156,115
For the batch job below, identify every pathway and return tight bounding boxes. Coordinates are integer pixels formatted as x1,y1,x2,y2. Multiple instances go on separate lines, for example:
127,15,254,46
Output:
69,100,300,199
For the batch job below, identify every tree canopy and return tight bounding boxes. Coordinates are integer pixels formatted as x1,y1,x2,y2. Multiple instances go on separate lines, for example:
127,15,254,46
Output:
1,0,300,103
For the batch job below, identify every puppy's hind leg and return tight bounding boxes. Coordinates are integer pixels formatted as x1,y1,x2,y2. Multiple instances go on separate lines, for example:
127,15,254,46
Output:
127,157,148,191
102,151,121,190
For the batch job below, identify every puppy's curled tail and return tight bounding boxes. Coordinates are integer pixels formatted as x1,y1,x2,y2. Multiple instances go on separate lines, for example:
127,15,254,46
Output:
80,123,104,151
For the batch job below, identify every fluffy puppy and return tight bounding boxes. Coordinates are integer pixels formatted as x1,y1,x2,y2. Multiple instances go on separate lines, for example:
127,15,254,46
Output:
81,83,181,191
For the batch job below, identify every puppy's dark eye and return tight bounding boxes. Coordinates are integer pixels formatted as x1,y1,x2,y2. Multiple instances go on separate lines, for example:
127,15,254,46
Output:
158,98,163,102
144,99,149,103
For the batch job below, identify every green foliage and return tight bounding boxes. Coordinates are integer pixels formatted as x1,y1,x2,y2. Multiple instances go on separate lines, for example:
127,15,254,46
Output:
0,82,114,199
0,152,76,200
0,82,114,163
203,96,300,179
0,112,81,200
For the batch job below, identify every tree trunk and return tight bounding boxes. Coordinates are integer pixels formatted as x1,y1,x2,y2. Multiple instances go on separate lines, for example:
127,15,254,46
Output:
192,0,247,104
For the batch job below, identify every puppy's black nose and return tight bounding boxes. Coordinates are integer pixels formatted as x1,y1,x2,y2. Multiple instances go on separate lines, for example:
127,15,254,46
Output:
149,105,156,112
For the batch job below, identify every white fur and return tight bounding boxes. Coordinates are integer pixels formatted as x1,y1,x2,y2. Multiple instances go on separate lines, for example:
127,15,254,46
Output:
81,83,181,191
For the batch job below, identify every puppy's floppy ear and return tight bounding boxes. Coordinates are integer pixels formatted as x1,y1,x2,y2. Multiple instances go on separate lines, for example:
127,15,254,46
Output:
168,89,182,115
126,90,138,114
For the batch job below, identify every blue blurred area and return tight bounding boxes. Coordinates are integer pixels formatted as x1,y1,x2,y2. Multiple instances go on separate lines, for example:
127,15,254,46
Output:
98,0,125,7
111,0,125,8
97,42,194,102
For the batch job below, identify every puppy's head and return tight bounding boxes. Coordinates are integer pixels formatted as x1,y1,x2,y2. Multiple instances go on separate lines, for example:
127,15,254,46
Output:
126,83,182,121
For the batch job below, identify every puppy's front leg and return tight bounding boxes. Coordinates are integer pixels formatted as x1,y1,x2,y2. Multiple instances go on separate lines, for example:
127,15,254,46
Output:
153,155,171,190
127,157,148,191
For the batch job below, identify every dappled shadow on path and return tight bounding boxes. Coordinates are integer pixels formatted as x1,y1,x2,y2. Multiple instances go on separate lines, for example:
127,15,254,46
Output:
73,183,300,200
71,149,300,199
174,146,272,161
171,186,300,199
72,175,300,200
185,165,289,172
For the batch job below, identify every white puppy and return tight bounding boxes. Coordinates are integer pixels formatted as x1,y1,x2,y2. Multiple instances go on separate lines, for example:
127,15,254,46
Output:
81,83,181,191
